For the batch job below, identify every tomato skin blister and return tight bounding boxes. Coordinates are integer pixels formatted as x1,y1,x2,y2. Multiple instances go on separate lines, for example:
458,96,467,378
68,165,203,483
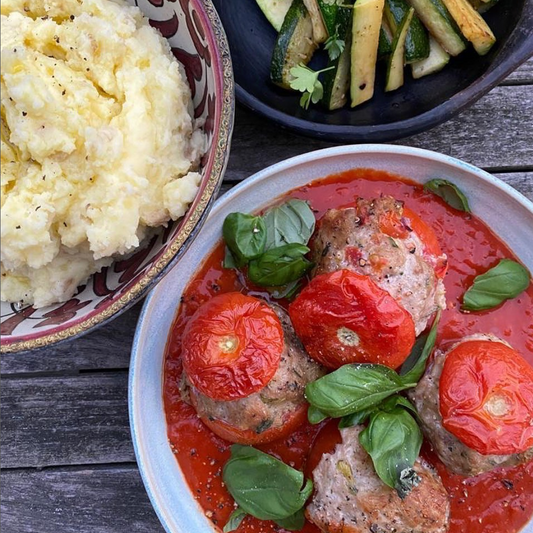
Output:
289,269,416,369
181,292,284,401
440,340,533,456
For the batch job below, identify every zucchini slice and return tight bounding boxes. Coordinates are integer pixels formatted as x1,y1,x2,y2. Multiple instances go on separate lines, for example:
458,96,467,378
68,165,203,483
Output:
304,0,329,43
407,0,466,56
384,0,429,63
270,0,318,89
468,0,500,13
442,0,496,55
256,0,293,32
317,0,338,36
378,21,393,60
323,4,353,110
385,7,414,92
411,35,450,78
350,0,386,108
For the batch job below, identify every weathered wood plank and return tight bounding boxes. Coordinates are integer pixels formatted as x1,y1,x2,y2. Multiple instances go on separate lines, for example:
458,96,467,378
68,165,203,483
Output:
0,373,134,469
0,303,142,375
503,57,533,84
491,172,533,201
1,466,163,533
225,85,533,182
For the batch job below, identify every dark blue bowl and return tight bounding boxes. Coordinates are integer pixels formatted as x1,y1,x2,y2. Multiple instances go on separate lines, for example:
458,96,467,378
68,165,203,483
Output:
212,0,532,142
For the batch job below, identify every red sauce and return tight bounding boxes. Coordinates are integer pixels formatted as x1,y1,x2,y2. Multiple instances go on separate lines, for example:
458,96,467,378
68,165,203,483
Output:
163,169,533,533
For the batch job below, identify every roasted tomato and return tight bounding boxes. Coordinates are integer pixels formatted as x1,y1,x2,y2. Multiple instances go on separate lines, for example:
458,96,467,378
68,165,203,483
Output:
440,340,533,455
402,206,447,278
189,388,308,445
288,269,416,369
181,292,284,401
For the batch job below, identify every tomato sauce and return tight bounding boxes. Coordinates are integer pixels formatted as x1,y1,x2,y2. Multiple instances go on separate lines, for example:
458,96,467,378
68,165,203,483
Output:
163,169,533,533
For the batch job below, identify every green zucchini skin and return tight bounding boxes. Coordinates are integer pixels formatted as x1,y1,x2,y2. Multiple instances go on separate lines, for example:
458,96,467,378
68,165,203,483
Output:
407,0,466,56
385,0,429,63
317,0,338,36
385,7,414,91
411,34,450,78
255,0,293,31
322,4,353,110
442,0,495,55
378,25,393,60
270,0,318,89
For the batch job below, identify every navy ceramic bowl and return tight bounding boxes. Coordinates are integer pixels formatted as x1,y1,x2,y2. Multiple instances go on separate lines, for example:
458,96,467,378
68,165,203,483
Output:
213,0,532,142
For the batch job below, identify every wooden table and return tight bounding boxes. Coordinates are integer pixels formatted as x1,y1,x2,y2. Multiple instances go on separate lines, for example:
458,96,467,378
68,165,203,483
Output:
1,58,532,533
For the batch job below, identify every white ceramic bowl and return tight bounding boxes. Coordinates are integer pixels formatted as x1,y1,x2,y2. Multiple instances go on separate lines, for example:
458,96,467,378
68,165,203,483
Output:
1,0,234,354
129,145,533,533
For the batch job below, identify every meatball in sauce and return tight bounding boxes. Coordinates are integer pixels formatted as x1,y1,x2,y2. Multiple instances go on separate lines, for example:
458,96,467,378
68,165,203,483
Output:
306,425,450,533
312,196,446,335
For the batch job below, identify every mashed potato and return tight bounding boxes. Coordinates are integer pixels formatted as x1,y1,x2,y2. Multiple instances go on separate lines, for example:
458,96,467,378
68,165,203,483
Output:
1,0,205,307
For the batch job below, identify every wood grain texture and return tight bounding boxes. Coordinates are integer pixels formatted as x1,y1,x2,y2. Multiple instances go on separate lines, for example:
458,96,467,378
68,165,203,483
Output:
0,373,134,468
504,57,533,84
1,466,163,533
225,86,533,183
1,69,532,533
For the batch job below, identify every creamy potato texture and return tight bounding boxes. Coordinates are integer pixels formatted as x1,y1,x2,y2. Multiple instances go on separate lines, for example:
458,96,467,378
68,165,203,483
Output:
1,0,205,307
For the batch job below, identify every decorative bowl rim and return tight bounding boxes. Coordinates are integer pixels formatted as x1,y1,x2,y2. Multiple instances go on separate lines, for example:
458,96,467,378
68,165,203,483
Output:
1,0,235,354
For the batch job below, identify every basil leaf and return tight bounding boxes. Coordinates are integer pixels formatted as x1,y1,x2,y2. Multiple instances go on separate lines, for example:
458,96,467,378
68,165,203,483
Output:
305,364,417,419
263,200,316,250
223,507,247,533
424,179,471,212
223,445,313,521
308,404,328,425
223,213,267,265
462,259,530,311
400,310,440,384
248,244,313,287
379,395,418,416
338,407,375,428
359,408,422,499
274,508,306,531
223,246,238,269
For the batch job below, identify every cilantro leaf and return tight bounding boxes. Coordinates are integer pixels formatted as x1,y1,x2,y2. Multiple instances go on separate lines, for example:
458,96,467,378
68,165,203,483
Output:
289,64,319,93
324,32,345,61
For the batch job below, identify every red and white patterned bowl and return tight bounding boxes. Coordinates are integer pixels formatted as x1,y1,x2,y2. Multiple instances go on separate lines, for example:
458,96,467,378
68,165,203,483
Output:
0,0,234,354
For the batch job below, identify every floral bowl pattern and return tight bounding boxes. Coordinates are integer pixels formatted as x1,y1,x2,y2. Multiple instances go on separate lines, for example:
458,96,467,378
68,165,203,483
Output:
0,0,234,354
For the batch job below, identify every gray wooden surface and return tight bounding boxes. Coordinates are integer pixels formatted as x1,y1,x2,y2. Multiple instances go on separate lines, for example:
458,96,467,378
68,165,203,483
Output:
1,58,532,533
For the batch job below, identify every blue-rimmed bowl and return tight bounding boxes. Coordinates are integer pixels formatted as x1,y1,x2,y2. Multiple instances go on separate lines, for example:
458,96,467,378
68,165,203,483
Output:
129,144,533,533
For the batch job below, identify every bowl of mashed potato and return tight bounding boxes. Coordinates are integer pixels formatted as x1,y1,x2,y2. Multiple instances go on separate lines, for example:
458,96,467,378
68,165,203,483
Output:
0,0,234,352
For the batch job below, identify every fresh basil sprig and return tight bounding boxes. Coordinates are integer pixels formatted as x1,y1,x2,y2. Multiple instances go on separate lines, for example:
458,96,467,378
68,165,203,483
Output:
305,364,417,419
223,507,247,533
339,395,418,428
248,244,314,287
308,404,328,425
222,200,316,293
399,310,440,383
338,407,375,428
359,406,423,499
263,199,316,250
223,213,266,266
222,445,313,531
424,179,471,212
462,259,530,311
